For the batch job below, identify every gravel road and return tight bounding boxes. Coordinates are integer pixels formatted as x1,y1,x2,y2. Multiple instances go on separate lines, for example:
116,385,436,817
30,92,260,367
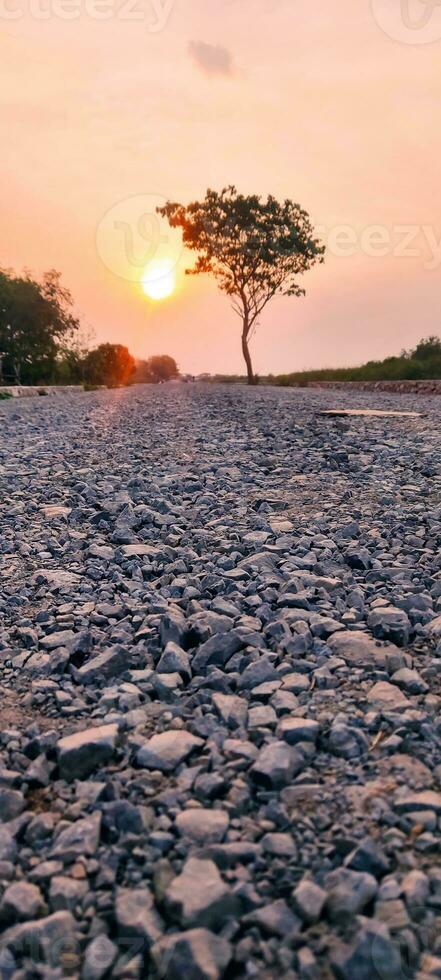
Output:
1,383,441,979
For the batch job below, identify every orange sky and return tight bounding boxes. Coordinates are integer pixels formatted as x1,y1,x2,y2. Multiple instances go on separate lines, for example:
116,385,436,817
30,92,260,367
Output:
2,0,441,374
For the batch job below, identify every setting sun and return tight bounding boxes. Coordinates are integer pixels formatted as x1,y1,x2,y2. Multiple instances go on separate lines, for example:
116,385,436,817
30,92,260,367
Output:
141,259,176,301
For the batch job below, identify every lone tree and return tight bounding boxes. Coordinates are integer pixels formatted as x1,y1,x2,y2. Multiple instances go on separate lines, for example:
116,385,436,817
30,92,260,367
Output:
158,186,325,384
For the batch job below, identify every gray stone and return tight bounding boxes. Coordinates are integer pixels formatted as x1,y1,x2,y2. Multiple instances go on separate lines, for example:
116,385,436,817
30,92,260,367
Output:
261,833,297,857
401,869,430,907
74,645,128,684
367,605,410,645
331,918,402,980
151,928,232,980
244,899,301,938
391,668,429,694
82,935,118,980
49,876,88,911
277,717,319,745
367,681,411,710
328,630,411,673
175,808,229,844
0,829,17,863
156,642,191,680
325,868,378,920
164,857,238,929
57,724,118,780
192,630,243,672
251,741,304,789
345,837,390,877
0,789,25,822
40,629,75,650
51,812,101,862
212,693,248,729
1,911,77,966
292,879,326,924
0,882,45,922
115,887,163,947
136,731,203,772
394,791,441,814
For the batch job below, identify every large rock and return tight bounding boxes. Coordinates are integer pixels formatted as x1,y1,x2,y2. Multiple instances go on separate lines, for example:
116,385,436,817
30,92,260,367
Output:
156,642,191,681
331,918,402,980
325,868,378,920
212,693,248,729
367,605,410,646
73,645,128,685
51,812,101,862
0,827,17,863
292,879,326,924
115,887,163,948
192,630,243,672
82,935,118,980
175,809,229,844
1,911,77,966
277,717,319,745
0,789,25,821
0,882,45,923
394,791,441,814
428,615,441,636
40,630,75,650
367,681,411,711
136,731,203,772
251,741,303,789
151,928,232,980
328,630,411,673
57,724,118,780
164,858,239,929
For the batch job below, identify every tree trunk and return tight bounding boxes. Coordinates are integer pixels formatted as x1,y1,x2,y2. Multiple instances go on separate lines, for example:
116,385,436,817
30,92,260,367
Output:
242,321,256,385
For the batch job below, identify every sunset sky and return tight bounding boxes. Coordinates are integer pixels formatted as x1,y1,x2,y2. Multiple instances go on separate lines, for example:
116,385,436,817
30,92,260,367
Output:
2,0,441,374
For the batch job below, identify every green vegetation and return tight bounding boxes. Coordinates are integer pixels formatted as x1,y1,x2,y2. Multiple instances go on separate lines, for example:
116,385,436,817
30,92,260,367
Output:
0,267,80,385
133,355,179,384
82,343,135,388
0,391,12,400
0,265,180,388
159,186,324,385
270,336,441,386
199,337,441,387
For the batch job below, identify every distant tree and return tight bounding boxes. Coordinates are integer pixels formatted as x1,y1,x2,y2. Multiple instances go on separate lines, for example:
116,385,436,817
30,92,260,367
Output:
0,268,79,384
133,355,179,383
412,336,441,361
83,343,135,387
147,355,179,383
158,186,324,384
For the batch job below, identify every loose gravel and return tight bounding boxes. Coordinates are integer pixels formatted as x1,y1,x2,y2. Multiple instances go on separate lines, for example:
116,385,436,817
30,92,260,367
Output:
0,382,441,979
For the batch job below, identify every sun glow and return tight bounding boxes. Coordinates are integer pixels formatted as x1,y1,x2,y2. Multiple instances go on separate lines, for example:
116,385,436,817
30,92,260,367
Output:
141,259,176,301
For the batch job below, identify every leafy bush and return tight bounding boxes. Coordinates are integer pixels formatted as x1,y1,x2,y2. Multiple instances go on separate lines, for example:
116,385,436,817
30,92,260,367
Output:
269,336,441,386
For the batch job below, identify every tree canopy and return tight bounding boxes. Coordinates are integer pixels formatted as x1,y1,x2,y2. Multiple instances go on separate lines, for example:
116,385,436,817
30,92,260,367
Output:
0,268,79,384
158,186,324,383
83,344,135,388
